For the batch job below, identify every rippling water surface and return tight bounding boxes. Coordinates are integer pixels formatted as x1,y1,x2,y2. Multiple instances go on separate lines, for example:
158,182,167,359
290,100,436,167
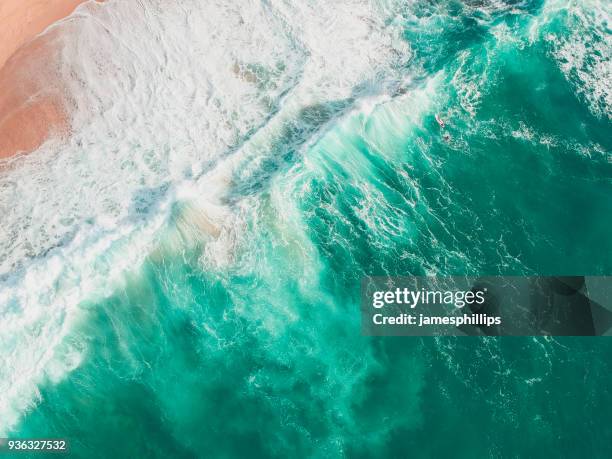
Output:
1,0,611,457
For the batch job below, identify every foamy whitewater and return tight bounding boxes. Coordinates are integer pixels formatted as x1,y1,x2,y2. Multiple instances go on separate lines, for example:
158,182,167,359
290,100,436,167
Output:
0,0,611,456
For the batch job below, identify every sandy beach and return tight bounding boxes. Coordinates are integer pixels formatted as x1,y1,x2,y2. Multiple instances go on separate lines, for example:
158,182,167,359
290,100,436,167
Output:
0,0,84,158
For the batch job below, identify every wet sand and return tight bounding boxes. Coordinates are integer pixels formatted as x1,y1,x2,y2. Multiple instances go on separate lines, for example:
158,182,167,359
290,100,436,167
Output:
0,0,84,70
0,0,84,158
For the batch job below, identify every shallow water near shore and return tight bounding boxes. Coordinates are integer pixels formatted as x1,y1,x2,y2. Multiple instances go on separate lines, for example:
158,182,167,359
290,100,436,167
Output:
2,0,612,457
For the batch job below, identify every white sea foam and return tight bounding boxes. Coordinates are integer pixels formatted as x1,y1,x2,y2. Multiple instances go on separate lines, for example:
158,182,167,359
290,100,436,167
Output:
539,0,612,119
0,0,413,434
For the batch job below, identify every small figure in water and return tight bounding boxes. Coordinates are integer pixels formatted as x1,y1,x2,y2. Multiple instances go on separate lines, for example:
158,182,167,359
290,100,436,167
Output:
435,113,450,141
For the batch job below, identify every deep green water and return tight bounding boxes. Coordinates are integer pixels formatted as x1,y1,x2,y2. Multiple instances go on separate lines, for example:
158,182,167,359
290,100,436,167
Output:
7,0,612,457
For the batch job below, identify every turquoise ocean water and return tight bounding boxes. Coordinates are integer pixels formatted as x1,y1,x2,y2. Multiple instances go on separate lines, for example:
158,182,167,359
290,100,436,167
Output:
2,0,612,457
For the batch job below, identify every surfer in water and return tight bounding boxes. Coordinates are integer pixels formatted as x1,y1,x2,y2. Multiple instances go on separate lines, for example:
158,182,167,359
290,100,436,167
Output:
435,113,451,141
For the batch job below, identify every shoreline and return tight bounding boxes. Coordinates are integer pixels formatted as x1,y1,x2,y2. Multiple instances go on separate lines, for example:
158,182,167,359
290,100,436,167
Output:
0,0,85,159
0,0,85,70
